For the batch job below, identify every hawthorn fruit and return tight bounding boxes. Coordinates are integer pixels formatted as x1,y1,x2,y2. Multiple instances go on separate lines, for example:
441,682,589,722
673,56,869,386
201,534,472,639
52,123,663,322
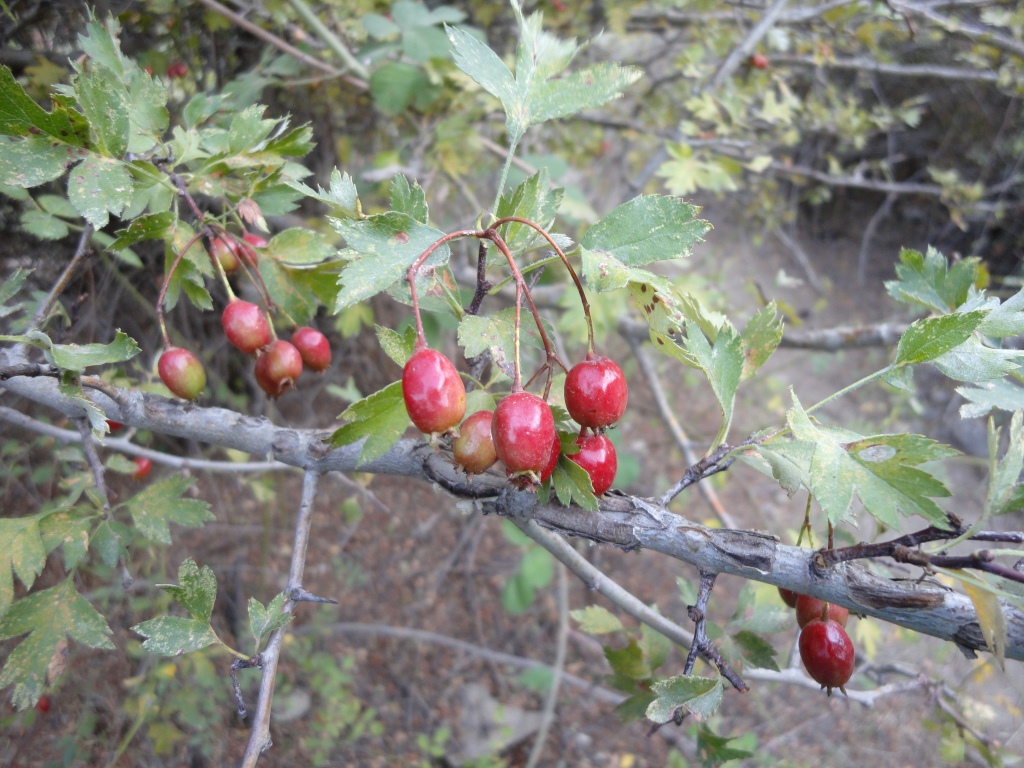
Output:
799,618,855,695
291,327,332,373
493,391,556,474
255,340,303,397
750,53,769,70
778,587,800,608
158,348,206,400
568,432,617,495
453,410,498,475
564,354,628,429
208,236,240,274
222,300,271,355
132,457,153,480
402,348,466,434
795,594,849,628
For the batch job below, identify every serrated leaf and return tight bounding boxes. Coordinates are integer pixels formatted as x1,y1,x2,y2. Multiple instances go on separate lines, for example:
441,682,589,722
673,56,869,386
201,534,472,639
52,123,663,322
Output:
495,168,562,254
959,578,1007,669
445,24,518,124
0,578,113,709
893,311,986,367
740,302,783,380
458,308,553,379
978,288,1024,338
0,137,73,188
551,455,599,510
264,227,336,265
788,395,958,528
110,211,175,250
0,267,30,308
605,638,651,680
289,168,359,218
0,514,47,616
333,213,449,311
227,104,278,155
527,61,642,123
67,155,133,228
683,320,743,440
91,520,129,567
580,195,710,268
756,442,812,496
39,509,92,571
389,174,429,223
646,675,723,724
695,726,754,767
369,61,432,114
571,605,625,635
986,412,1024,518
77,17,128,78
249,592,292,645
330,381,409,465
158,559,216,623
259,257,318,326
884,247,980,313
132,616,219,656
122,475,213,544
0,328,140,372
640,622,673,672
730,630,780,671
376,324,417,367
75,63,130,157
932,337,1024,383
21,208,69,240
0,65,90,146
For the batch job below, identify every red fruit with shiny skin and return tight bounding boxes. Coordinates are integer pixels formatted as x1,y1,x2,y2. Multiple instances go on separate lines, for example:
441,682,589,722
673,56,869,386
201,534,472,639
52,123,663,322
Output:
493,392,557,473
255,340,303,397
243,232,268,248
778,587,800,608
222,300,271,355
106,420,123,431
750,53,770,70
799,618,855,694
158,348,206,400
291,327,332,372
795,594,849,628
568,433,617,495
208,236,240,274
36,695,50,713
564,354,628,429
402,348,466,434
453,410,498,475
540,434,561,482
132,457,153,480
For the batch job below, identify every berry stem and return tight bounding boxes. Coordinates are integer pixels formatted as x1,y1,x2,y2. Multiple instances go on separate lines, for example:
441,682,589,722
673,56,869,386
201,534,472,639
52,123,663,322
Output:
492,215,595,353
156,231,205,349
406,229,482,348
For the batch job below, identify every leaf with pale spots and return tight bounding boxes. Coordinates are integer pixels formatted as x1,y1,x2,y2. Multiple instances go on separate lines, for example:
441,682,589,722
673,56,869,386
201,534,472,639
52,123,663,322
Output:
132,616,219,656
158,559,217,623
122,475,213,544
330,381,409,466
580,195,710,267
646,674,723,724
0,514,47,617
740,302,783,380
248,593,292,647
67,155,133,228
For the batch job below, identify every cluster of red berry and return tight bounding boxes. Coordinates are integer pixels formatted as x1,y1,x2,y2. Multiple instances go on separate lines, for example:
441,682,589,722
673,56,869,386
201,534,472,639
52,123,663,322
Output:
402,344,627,495
779,588,855,695
157,231,331,401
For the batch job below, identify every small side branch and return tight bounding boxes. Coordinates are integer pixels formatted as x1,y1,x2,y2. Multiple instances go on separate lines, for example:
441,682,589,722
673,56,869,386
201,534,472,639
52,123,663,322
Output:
30,224,94,331
683,571,748,692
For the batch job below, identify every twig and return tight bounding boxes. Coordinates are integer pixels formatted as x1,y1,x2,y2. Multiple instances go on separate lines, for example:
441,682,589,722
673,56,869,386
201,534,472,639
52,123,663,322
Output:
283,0,370,79
889,0,1024,59
240,468,321,768
771,54,1002,82
525,563,569,768
659,440,750,506
0,363,59,380
30,224,94,330
778,321,910,350
857,193,898,285
773,227,825,294
683,571,748,692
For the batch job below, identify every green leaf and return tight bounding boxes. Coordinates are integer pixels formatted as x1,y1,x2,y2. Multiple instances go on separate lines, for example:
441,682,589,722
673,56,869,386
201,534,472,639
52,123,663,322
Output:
640,622,673,672
369,61,431,114
0,267,30,309
958,379,1024,419
0,65,90,146
683,321,743,440
91,519,129,567
158,559,217,623
931,337,1024,383
445,24,518,126
39,509,92,570
978,288,1024,338
986,413,1024,517
227,104,278,155
893,311,986,367
458,308,553,380
376,324,417,367
288,168,359,218
0,137,72,188
248,592,292,645
0,514,47,616
21,208,69,240
730,630,780,671
75,64,130,157
526,61,642,124
333,213,449,311
519,546,553,590
259,258,318,326
329,381,409,466
67,155,133,228
264,227,337,266
695,726,755,768
646,675,723,724
389,174,429,223
740,302,783,380
787,395,958,528
551,455,600,510
77,16,128,78
0,328,140,372
110,211,175,250
0,578,114,709
570,605,625,635
494,168,562,254
884,247,980,314
131,616,219,656
580,195,710,267
605,638,651,681
122,475,214,544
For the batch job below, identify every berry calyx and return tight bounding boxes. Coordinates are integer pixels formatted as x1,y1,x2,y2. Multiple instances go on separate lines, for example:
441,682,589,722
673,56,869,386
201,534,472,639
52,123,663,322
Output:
255,340,303,397
750,53,769,69
208,236,240,274
453,410,498,475
291,327,332,373
492,391,557,473
778,587,800,608
132,457,153,480
564,354,628,429
158,348,206,400
568,432,617,495
402,347,466,435
222,300,271,355
795,595,849,628
799,618,855,695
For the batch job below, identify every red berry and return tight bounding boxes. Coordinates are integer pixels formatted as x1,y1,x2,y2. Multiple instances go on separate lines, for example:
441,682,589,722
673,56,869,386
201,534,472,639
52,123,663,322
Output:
453,410,498,475
166,62,188,79
208,236,240,274
568,433,617,495
243,232,268,248
158,348,206,400
106,420,123,431
564,354,628,429
795,594,849,628
36,695,50,713
540,434,561,482
402,348,466,434
222,300,271,355
778,587,800,608
132,457,153,480
291,327,331,373
254,340,303,397
799,618,855,694
750,53,769,70
492,392,557,474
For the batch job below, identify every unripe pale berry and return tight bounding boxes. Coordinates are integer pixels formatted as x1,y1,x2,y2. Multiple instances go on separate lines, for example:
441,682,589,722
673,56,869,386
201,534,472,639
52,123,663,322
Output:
255,340,303,397
208,236,239,274
402,347,466,434
158,348,206,400
453,410,498,475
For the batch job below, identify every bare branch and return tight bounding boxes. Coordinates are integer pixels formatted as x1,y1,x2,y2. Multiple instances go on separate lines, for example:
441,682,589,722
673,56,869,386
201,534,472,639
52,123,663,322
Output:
772,54,1002,82
889,0,1024,59
779,321,911,350
30,224,93,331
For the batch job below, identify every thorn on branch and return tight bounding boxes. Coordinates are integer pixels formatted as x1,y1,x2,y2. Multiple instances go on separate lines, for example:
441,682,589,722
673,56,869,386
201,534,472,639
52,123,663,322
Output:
289,586,338,604
683,570,748,693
